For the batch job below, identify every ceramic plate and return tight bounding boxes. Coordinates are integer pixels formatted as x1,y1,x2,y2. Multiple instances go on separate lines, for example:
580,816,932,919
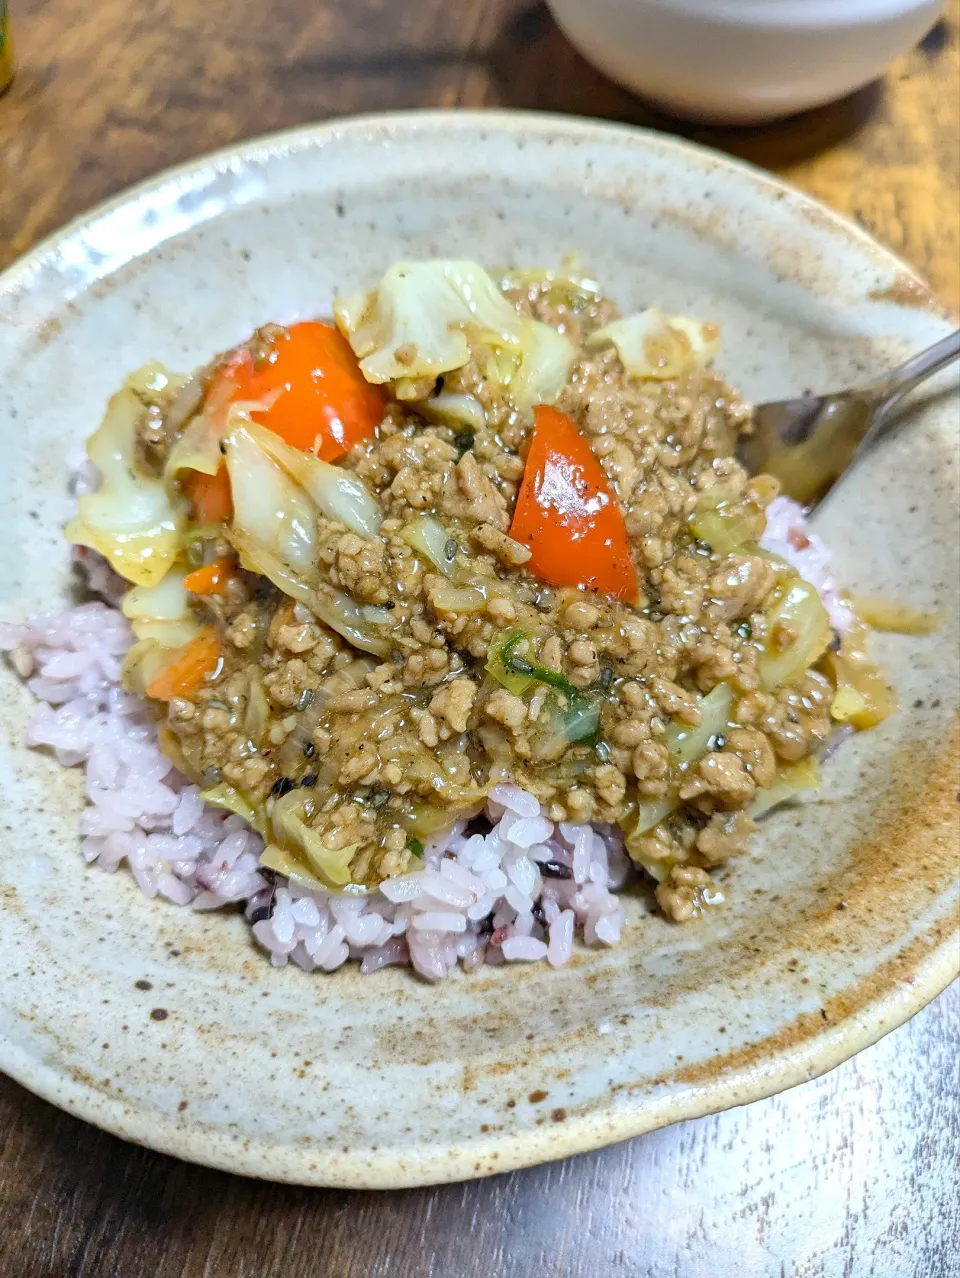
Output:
0,112,957,1188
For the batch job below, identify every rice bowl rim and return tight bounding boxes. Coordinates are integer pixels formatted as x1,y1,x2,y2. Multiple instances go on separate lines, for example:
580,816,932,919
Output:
0,109,955,1188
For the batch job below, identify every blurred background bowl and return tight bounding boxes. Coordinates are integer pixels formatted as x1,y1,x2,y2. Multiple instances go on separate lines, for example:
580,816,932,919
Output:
544,0,944,123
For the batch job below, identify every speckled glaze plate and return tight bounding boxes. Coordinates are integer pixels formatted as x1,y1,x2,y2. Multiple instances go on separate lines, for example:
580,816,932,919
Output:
0,112,957,1188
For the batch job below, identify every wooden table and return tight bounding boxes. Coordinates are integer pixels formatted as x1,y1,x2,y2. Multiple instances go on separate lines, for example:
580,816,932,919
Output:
1,2,957,1274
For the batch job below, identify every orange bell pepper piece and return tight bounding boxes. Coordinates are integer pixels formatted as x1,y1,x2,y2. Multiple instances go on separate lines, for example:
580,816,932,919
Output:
182,557,235,596
145,628,223,701
181,464,233,525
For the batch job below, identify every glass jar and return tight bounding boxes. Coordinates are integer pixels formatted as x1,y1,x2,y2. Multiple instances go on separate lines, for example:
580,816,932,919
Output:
0,0,12,96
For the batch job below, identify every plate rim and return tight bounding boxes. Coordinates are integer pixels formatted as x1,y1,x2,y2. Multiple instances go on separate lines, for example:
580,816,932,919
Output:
0,108,956,1188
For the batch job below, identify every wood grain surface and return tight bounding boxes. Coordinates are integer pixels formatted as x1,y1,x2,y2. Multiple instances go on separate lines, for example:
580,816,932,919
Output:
0,1,958,1274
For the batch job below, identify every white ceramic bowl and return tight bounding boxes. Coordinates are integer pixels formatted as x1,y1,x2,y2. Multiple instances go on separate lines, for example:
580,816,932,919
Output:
545,0,944,123
0,112,957,1188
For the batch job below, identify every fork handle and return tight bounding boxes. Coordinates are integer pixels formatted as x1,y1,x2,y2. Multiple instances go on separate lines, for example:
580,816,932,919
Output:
871,329,960,417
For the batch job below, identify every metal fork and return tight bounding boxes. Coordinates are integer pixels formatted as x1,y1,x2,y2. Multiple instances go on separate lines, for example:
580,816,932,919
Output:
736,329,960,509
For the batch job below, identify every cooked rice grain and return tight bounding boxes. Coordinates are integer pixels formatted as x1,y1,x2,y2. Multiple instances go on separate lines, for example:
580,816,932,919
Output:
0,603,630,979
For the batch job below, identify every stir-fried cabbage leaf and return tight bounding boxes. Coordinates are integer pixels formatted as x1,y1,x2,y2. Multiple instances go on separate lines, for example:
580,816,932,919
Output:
201,782,266,835
510,320,576,412
498,262,601,312
225,415,381,551
401,515,458,578
749,757,821,818
333,260,575,410
689,488,766,556
164,372,246,479
66,364,188,586
335,260,524,384
419,392,487,432
223,418,394,655
268,789,361,889
665,683,733,766
620,793,680,874
759,575,832,691
823,622,896,729
122,568,202,648
588,307,720,380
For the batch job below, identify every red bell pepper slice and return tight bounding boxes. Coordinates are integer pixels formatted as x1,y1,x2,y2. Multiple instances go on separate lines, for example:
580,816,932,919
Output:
509,405,639,603
211,320,386,462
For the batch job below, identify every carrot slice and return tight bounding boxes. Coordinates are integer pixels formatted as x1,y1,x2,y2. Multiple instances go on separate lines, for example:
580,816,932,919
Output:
145,628,223,701
183,557,235,596
509,405,639,603
210,321,386,462
182,464,233,525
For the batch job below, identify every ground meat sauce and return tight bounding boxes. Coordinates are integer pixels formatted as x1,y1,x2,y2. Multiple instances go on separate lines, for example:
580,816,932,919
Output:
158,276,835,919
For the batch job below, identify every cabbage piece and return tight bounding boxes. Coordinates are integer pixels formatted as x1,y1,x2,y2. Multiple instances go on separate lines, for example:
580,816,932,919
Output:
122,568,202,648
621,793,679,867
510,320,576,412
201,782,266,835
750,757,821,818
230,527,394,658
557,695,600,743
247,417,382,538
276,657,375,771
335,259,576,414
419,393,486,433
830,685,868,722
532,693,600,762
268,789,360,889
259,843,345,895
66,364,188,586
312,587,394,657
225,416,381,555
243,672,270,745
401,801,479,842
401,515,458,578
122,638,179,698
427,582,488,615
665,683,733,766
229,532,315,606
498,263,601,310
164,371,249,478
689,489,765,556
226,420,319,574
224,416,391,652
587,307,720,380
334,260,525,384
823,625,896,729
759,576,832,690
850,595,941,636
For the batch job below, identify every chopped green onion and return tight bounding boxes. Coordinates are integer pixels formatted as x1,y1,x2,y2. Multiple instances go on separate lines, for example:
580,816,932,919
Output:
558,696,600,743
486,629,538,696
